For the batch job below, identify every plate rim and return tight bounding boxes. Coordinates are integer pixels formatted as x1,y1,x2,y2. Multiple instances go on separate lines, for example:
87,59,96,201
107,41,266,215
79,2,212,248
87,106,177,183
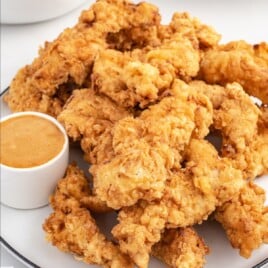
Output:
1,87,9,96
1,88,268,268
0,237,39,268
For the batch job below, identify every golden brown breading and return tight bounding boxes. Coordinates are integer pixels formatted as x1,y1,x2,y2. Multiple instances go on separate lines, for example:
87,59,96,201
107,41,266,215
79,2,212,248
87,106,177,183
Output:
92,49,163,109
43,208,133,268
171,79,215,139
112,139,244,268
167,12,221,50
190,80,266,178
232,114,268,179
50,163,111,213
199,41,268,103
215,181,268,258
144,33,200,81
92,34,200,109
57,89,131,164
44,165,211,268
90,9,221,110
4,0,161,116
4,0,222,116
43,164,133,267
190,81,260,154
91,86,213,210
254,42,268,67
250,105,268,176
260,104,268,124
152,228,209,268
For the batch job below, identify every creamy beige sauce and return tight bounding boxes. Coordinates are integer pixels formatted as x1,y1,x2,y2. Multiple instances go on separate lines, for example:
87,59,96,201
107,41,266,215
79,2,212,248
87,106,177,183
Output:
0,115,65,168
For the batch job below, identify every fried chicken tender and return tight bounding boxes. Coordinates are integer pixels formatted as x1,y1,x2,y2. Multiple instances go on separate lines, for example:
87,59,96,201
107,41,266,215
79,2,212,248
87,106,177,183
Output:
91,85,213,210
86,11,221,109
43,208,133,267
5,0,222,115
166,12,221,50
215,181,268,258
5,0,161,116
43,164,133,267
44,164,211,268
92,49,168,109
92,34,200,109
91,8,222,109
58,89,131,164
190,80,266,178
152,228,209,268
199,41,268,103
112,139,244,267
144,33,200,80
50,163,111,213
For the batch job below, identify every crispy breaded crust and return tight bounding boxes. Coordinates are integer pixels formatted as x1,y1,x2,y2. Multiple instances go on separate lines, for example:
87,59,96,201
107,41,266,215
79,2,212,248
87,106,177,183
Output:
152,228,209,268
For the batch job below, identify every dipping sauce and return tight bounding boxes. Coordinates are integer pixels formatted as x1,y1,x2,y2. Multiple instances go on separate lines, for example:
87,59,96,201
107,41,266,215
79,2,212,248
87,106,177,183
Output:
0,115,65,168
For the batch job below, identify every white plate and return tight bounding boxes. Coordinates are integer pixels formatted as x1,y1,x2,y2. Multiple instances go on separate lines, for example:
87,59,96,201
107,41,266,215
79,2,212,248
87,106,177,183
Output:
1,1,268,267
1,88,268,268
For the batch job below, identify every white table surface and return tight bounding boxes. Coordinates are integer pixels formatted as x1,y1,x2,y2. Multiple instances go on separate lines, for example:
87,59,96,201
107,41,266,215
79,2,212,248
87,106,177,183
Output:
1,1,268,267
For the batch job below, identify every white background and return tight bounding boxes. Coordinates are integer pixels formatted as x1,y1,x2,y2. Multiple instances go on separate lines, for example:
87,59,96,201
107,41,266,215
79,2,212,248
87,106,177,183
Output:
1,0,268,267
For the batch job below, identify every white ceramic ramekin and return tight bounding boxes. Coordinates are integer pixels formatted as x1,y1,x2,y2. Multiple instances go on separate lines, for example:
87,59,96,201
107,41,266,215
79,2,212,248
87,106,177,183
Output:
0,111,69,209
1,0,88,24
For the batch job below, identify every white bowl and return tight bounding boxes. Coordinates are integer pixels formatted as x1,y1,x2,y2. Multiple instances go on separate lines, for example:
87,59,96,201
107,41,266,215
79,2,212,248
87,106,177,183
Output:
1,0,88,24
0,112,69,209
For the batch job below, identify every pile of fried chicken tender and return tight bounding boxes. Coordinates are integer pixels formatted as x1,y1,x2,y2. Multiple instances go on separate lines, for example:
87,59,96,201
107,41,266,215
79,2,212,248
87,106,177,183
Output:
4,0,268,267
